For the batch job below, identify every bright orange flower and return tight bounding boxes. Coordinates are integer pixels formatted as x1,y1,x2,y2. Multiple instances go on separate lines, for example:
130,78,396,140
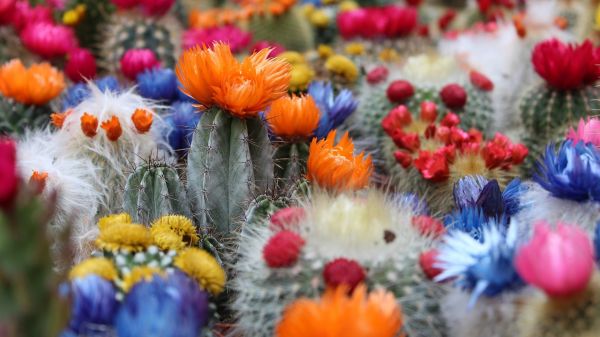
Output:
266,95,320,139
80,113,98,138
50,109,72,129
0,59,65,106
307,130,373,191
101,116,123,141
176,43,291,118
29,171,48,194
269,2,285,15
131,108,153,133
276,285,404,337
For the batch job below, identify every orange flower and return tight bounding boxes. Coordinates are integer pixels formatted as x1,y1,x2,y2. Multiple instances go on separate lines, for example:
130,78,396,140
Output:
307,130,373,191
0,59,65,105
276,285,404,337
29,171,48,194
51,109,72,129
131,108,153,133
176,43,291,119
101,116,123,141
80,113,98,138
266,95,320,139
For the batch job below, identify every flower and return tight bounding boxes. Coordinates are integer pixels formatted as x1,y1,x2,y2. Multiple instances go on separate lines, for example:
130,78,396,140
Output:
98,213,131,231
307,130,373,191
62,4,85,25
276,285,403,337
174,248,226,295
131,108,153,133
440,83,467,109
531,39,595,90
309,9,329,27
288,63,314,91
308,81,358,138
140,0,175,16
345,42,364,55
95,223,152,253
567,118,600,148
262,230,305,268
436,224,523,306
323,258,366,290
101,116,123,141
69,257,118,281
29,170,48,193
515,222,594,297
270,207,305,231
453,175,490,209
386,80,415,103
534,140,600,202
251,40,285,58
10,2,53,32
136,68,178,102
0,59,65,105
67,275,119,334
51,110,71,129
65,48,97,82
120,48,161,81
115,271,210,337
0,0,15,24
278,51,306,65
336,6,417,39
122,266,164,292
20,22,78,59
413,150,450,182
325,55,358,82
182,25,252,53
469,70,494,91
266,95,320,139
80,113,98,137
412,215,445,237
366,66,389,85
317,44,334,59
419,249,442,279
176,43,291,118
0,138,18,209
111,0,138,9
164,102,201,153
150,215,199,251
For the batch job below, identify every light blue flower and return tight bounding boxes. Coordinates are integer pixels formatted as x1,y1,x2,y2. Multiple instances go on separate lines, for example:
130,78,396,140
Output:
307,81,358,138
62,76,121,110
67,275,119,334
95,76,121,93
453,176,525,220
444,207,493,242
453,175,489,209
136,68,178,102
164,101,201,154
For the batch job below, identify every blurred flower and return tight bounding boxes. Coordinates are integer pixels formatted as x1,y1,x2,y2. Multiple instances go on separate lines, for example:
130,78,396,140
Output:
515,222,594,297
534,140,600,202
0,138,18,209
120,48,161,81
0,59,65,105
111,0,138,9
95,76,121,93
323,258,365,290
183,25,252,53
263,230,305,268
62,76,121,110
67,275,119,334
140,0,175,16
62,4,85,25
69,257,118,281
65,48,97,82
412,215,445,237
266,95,320,140
10,2,53,32
98,213,131,231
308,81,358,139
101,116,123,142
444,207,496,242
276,285,403,337
164,101,201,153
131,108,153,133
337,5,417,39
309,9,329,27
317,44,334,59
115,272,210,337
278,51,306,65
289,63,314,91
453,175,490,209
420,249,442,279
366,66,389,85
251,40,285,58
386,80,414,103
567,118,600,148
51,110,71,129
469,70,494,91
150,215,199,251
136,68,178,102
80,113,98,138
270,207,306,231
29,170,48,193
122,266,163,292
531,39,595,90
95,223,152,253
0,0,15,24
174,248,226,295
176,43,290,118
307,130,372,191
440,83,467,109
325,55,358,82
436,224,523,306
20,22,78,59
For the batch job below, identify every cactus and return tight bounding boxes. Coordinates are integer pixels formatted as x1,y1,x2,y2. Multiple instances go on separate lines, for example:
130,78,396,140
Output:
273,142,309,187
65,0,115,57
246,8,314,52
244,194,294,227
0,27,36,64
0,97,52,135
123,163,192,225
187,108,274,234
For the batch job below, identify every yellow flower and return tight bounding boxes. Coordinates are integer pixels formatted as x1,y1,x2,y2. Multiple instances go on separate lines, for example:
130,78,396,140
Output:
174,248,226,295
62,5,86,26
310,10,330,28
96,223,152,253
278,51,306,66
596,5,600,30
325,55,359,82
69,257,118,281
121,266,164,292
289,64,315,91
150,215,199,251
345,43,365,56
302,4,315,16
318,44,334,59
339,0,358,11
379,48,400,62
98,213,132,232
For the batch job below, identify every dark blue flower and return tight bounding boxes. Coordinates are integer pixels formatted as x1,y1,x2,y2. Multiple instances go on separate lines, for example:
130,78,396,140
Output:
501,179,526,217
68,275,119,334
534,140,600,202
136,68,178,102
307,81,358,138
164,101,201,154
453,176,525,220
95,76,121,93
62,83,90,110
595,221,600,264
115,271,210,337
453,175,489,209
444,207,490,242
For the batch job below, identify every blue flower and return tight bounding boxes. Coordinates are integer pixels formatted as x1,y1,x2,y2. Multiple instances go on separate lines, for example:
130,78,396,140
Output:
67,275,119,334
307,81,358,138
61,76,121,110
164,101,201,154
502,179,526,217
444,207,491,242
453,175,489,209
136,68,178,102
453,176,525,220
435,224,524,307
534,140,600,202
115,271,210,337
595,221,600,264
95,76,121,93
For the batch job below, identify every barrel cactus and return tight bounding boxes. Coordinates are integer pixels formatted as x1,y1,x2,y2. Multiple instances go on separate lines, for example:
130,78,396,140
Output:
247,7,314,52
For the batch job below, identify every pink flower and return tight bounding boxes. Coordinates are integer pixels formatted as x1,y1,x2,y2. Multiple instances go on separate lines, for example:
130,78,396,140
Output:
45,0,65,9
384,6,417,38
65,48,97,82
366,66,389,84
567,118,600,148
111,0,139,9
0,0,15,25
337,6,417,39
251,40,285,58
0,138,18,209
183,26,252,53
140,0,175,16
337,8,368,39
515,222,595,297
532,39,593,91
120,48,160,80
20,22,78,59
10,1,53,32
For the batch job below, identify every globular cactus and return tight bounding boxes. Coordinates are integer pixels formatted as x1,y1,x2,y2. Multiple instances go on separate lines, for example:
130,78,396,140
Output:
0,97,52,135
247,8,314,52
187,107,274,234
244,194,295,227
273,142,310,187
64,0,115,56
123,163,192,225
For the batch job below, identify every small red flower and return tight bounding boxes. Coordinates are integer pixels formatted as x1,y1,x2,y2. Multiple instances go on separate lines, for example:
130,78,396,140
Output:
438,9,456,31
435,126,451,144
101,116,123,142
120,48,161,80
263,230,305,268
481,133,512,169
469,70,494,91
449,127,470,145
440,112,460,127
394,150,413,168
412,215,446,238
65,48,97,83
419,249,443,280
80,113,98,138
366,66,389,85
0,138,18,209
386,80,414,103
29,170,48,194
420,101,437,123
413,150,449,182
467,128,483,144
511,143,528,165
269,207,305,231
392,132,420,152
440,84,467,109
381,105,412,136
323,258,366,291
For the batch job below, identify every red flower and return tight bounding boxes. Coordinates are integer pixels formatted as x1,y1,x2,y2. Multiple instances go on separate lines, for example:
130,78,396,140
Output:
532,39,593,91
392,131,420,152
140,0,175,16
413,150,449,182
366,66,389,85
467,128,483,144
417,25,429,37
511,143,528,165
412,215,445,238
435,126,451,144
420,101,437,123
440,83,467,109
386,80,414,103
65,48,97,82
440,112,460,127
394,150,412,168
337,8,368,39
323,258,366,291
381,105,412,136
0,0,15,25
384,6,417,38
111,0,139,9
0,138,18,209
269,207,305,231
20,22,78,59
438,9,456,31
120,48,161,80
263,230,305,268
449,127,470,145
10,2,53,32
419,249,443,280
469,70,494,91
481,133,512,169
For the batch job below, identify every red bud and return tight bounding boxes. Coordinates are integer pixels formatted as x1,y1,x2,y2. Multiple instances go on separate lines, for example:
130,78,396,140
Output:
469,70,494,91
394,150,413,168
420,101,438,122
387,80,414,103
440,84,467,109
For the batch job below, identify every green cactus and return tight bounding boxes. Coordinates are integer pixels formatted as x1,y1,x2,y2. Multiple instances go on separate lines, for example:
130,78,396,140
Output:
247,8,314,52
187,108,274,234
123,163,192,225
0,97,52,136
273,142,309,188
244,194,293,227
65,0,115,58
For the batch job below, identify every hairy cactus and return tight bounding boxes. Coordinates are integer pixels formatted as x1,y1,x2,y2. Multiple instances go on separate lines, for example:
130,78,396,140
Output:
273,142,309,187
247,8,314,52
187,108,274,234
0,97,51,135
123,163,192,225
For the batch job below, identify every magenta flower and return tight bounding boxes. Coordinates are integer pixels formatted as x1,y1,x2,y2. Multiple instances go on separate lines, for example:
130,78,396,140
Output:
65,48,97,82
20,22,78,58
140,0,175,16
10,1,53,32
183,26,252,54
120,48,161,80
567,118,600,148
515,222,595,297
0,138,18,210
111,0,139,9
45,0,66,9
251,40,285,58
0,0,15,25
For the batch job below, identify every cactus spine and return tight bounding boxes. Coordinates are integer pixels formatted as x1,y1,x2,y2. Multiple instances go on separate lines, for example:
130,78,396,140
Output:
273,142,309,187
187,108,274,234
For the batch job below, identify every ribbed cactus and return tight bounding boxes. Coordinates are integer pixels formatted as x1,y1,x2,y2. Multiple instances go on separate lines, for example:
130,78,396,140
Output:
246,8,314,52
123,163,192,225
273,142,309,187
187,108,274,234
0,97,51,135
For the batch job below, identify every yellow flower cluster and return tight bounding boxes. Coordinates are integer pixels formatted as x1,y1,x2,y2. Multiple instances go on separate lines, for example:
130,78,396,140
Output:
150,215,199,251
69,257,118,281
95,214,152,253
174,248,227,295
121,266,164,292
325,55,359,83
278,51,315,92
